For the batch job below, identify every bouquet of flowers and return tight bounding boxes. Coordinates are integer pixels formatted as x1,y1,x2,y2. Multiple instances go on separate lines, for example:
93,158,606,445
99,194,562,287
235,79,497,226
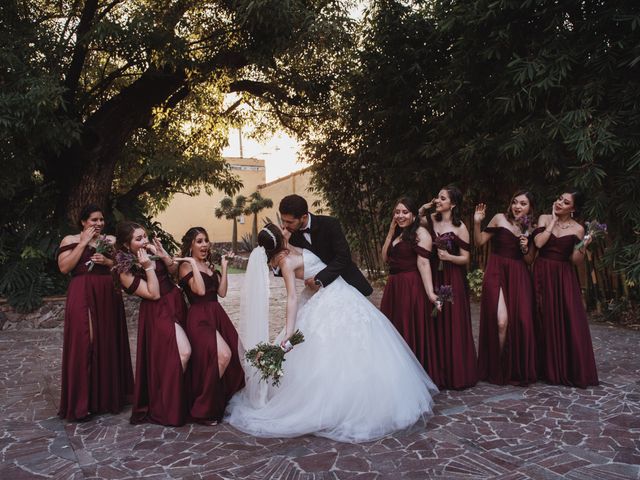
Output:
112,250,142,275
433,232,456,271
516,215,531,253
245,330,305,387
575,221,607,251
432,285,454,317
85,235,115,271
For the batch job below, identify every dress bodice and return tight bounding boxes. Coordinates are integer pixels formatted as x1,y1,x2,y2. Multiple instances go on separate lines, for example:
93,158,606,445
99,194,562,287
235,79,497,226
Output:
302,249,326,279
533,227,578,262
484,227,525,260
180,270,220,304
387,240,431,274
57,242,112,276
123,261,176,296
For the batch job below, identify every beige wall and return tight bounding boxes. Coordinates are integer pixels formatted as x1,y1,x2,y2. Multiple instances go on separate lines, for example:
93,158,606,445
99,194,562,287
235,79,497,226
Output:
257,167,327,223
155,157,266,244
155,161,326,244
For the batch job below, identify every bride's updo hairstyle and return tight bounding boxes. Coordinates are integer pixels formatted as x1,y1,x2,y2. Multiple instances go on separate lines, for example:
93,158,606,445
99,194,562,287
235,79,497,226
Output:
258,223,288,263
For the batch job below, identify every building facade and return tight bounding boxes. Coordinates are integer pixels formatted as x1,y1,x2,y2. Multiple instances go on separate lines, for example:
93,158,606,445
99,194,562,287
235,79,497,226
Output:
155,159,325,244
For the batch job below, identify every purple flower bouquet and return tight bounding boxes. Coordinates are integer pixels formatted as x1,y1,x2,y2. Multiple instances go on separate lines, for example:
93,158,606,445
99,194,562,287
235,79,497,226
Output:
575,221,607,251
432,284,454,317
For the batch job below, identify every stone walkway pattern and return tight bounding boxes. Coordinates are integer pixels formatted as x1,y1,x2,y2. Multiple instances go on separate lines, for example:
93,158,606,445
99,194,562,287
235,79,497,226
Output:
1,273,639,479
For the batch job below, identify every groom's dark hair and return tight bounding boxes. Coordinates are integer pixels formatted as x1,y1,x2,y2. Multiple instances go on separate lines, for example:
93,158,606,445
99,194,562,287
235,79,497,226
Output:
279,194,308,218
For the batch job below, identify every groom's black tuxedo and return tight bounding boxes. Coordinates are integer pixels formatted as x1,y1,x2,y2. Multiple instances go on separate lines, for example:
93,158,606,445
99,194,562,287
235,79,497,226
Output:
289,214,373,297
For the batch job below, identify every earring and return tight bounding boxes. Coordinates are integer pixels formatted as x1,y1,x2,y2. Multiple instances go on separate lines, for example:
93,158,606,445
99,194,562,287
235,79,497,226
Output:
571,211,574,218
189,249,192,257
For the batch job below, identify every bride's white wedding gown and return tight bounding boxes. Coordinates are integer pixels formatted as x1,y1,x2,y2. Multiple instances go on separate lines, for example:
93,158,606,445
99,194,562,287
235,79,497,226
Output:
225,249,438,442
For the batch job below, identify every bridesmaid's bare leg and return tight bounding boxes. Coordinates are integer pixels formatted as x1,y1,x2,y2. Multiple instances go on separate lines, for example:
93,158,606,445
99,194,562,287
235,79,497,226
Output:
216,332,231,378
88,309,94,344
497,289,508,352
174,324,192,372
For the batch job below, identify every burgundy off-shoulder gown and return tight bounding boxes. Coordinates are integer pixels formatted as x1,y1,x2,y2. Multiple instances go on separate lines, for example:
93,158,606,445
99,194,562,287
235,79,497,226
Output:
126,261,189,426
532,228,598,388
180,271,244,422
380,239,433,372
428,231,478,390
58,243,133,421
477,227,536,386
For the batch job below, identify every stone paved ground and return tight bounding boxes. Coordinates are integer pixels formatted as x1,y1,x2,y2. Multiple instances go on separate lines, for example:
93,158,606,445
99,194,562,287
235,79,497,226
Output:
1,274,639,480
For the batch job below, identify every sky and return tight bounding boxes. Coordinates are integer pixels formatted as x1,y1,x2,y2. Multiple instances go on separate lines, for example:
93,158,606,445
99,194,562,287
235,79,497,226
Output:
222,128,308,182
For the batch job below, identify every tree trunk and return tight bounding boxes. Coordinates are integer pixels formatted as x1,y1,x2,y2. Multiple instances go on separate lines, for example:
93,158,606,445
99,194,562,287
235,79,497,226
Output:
49,66,187,224
232,219,238,253
252,215,258,247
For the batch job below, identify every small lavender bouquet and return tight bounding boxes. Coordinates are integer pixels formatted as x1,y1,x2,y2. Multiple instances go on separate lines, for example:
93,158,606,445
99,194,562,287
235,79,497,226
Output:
85,235,115,271
432,285,454,317
245,330,305,387
575,221,607,251
434,232,456,271
516,215,531,253
112,250,139,275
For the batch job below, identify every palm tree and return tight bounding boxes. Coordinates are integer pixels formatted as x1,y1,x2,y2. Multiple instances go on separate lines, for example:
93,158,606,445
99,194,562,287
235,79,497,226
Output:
244,192,274,247
214,195,246,252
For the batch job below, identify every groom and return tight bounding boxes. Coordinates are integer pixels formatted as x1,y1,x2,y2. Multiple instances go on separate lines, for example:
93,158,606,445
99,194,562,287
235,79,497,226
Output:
279,194,373,296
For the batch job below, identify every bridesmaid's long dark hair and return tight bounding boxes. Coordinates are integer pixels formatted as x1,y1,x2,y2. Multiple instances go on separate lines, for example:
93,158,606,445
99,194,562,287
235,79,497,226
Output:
180,227,215,266
434,185,463,227
77,204,103,228
115,221,144,253
392,196,421,244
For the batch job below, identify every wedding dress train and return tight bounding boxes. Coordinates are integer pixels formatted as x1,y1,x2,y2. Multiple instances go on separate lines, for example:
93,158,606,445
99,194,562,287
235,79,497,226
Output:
225,249,438,442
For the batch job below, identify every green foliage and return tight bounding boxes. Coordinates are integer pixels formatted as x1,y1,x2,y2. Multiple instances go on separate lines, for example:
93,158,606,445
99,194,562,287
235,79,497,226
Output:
304,0,640,294
0,218,68,312
466,269,484,301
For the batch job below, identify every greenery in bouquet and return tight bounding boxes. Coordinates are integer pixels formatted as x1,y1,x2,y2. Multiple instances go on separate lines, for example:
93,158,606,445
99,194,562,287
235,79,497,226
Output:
245,330,305,387
575,222,608,251
86,235,115,271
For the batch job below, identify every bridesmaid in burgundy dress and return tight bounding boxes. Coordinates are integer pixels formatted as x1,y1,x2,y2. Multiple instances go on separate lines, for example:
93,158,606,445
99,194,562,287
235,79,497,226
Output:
178,227,245,424
473,191,537,386
420,186,478,389
532,191,599,388
380,197,438,372
57,204,133,421
115,222,191,426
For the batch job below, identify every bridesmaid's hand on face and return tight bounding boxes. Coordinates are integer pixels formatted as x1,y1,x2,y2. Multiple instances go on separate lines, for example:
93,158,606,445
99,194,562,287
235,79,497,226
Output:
550,203,558,224
151,238,169,258
387,217,398,237
79,226,96,246
474,203,486,224
137,248,152,269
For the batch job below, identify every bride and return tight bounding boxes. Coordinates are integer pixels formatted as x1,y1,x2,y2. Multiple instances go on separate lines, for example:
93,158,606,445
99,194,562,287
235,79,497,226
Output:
225,223,438,442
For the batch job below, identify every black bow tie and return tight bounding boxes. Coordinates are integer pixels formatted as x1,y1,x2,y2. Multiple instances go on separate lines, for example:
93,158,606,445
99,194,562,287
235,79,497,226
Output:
299,228,311,234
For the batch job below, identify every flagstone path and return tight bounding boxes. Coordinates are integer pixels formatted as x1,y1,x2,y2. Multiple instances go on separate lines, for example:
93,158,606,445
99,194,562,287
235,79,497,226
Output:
1,274,639,479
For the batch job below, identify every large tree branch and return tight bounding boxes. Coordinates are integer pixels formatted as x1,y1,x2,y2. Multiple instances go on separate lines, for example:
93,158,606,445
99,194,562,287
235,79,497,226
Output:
228,79,303,106
63,0,99,104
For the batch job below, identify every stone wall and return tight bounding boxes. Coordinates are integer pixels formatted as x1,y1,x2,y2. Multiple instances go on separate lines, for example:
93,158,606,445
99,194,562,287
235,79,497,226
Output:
0,296,141,330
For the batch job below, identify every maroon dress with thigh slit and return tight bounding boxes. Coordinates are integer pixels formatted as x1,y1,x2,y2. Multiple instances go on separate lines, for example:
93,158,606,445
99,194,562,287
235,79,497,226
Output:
127,261,189,426
532,228,598,388
427,231,479,390
180,271,245,422
380,240,433,372
58,243,133,421
477,227,536,386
